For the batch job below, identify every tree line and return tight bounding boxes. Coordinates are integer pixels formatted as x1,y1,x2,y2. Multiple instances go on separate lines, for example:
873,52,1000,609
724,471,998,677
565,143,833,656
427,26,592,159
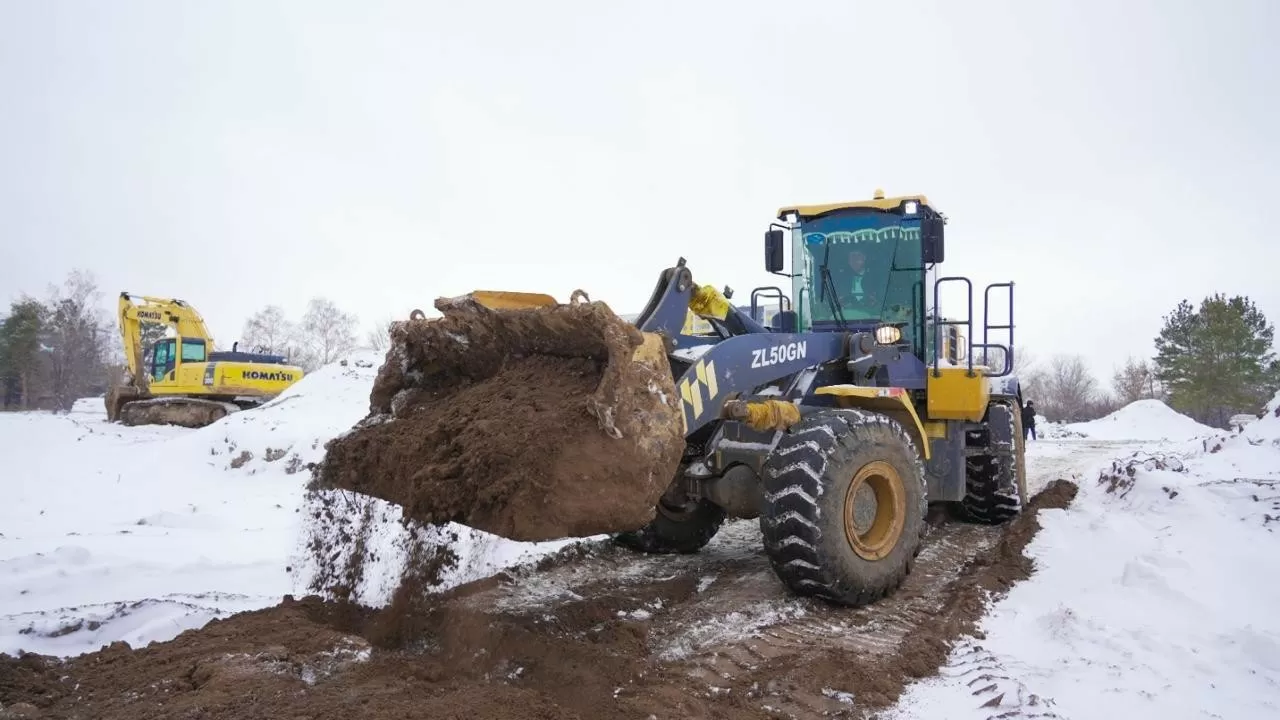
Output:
1,270,374,412
0,271,114,411
237,299,369,373
6,274,1276,427
1009,293,1279,428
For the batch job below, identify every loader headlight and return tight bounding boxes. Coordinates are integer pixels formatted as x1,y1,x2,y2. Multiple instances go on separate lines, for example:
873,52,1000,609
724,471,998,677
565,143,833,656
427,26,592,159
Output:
874,325,902,345
904,201,918,215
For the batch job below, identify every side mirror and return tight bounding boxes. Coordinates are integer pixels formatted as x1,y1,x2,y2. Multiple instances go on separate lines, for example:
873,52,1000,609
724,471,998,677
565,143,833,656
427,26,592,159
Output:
765,229,785,273
922,216,945,264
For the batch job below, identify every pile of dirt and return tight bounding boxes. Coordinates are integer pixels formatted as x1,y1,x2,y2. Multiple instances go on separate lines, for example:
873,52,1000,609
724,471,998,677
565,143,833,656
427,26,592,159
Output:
312,295,685,542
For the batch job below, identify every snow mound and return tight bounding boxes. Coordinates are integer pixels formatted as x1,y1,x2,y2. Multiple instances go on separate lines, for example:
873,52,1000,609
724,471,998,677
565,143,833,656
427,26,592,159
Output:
1,350,575,658
170,350,387,475
1241,391,1280,444
891,398,1280,719
1037,418,1084,440
1066,399,1214,442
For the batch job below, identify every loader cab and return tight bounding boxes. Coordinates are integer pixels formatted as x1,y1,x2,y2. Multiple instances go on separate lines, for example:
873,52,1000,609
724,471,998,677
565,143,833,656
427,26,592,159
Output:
763,190,1014,382
767,193,940,357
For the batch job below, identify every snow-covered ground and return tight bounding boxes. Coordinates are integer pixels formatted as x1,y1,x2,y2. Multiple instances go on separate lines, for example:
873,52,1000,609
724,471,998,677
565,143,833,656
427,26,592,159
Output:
6,358,1280,719
0,351,576,657
892,397,1280,719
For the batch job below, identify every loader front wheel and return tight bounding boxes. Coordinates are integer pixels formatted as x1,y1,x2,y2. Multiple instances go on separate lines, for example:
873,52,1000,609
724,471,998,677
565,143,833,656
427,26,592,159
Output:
613,498,727,554
759,409,927,607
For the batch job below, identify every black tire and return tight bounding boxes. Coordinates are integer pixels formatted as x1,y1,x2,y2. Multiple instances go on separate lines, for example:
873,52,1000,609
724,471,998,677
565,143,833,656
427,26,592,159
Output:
758,409,928,607
961,402,1027,524
613,499,727,554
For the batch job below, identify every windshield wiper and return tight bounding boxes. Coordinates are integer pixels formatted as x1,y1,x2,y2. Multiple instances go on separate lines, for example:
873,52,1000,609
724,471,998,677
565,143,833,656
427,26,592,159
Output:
877,231,905,321
817,239,848,328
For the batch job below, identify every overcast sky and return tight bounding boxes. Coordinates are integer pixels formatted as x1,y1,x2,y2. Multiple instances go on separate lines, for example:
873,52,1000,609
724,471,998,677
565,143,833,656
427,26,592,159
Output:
2,0,1277,383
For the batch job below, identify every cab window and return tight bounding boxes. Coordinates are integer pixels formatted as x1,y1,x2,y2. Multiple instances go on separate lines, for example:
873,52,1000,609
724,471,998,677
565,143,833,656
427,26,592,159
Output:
181,339,207,362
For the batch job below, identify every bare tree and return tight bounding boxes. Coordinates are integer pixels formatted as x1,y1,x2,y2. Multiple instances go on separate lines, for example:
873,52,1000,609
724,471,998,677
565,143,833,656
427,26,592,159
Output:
298,297,358,370
1112,356,1162,405
982,345,1045,404
1086,391,1122,420
1039,354,1100,423
241,305,296,355
982,345,1037,377
365,316,396,352
42,270,111,412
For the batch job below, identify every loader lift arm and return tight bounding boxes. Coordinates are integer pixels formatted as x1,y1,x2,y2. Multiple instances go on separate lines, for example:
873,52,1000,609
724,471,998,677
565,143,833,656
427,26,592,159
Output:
633,258,773,347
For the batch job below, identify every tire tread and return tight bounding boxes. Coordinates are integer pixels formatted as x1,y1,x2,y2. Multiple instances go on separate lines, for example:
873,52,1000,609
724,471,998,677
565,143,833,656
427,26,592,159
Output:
759,409,928,607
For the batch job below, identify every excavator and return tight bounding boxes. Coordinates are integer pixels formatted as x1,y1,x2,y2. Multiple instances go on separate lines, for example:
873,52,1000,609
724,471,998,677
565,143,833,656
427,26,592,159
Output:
105,293,306,428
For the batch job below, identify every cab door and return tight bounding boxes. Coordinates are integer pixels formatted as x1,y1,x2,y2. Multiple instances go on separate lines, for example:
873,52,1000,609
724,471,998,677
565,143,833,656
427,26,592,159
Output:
150,339,176,382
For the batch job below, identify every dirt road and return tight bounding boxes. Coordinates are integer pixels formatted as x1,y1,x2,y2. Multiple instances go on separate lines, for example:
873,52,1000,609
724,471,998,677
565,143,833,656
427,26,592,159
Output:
0,441,1117,720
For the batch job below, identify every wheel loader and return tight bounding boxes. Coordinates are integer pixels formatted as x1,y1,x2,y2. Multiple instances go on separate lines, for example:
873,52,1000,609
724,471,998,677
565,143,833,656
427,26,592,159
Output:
105,293,306,428
325,190,1026,607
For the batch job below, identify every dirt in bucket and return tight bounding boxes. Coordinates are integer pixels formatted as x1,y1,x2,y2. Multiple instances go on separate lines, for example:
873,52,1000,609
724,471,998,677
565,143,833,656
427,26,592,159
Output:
311,297,686,542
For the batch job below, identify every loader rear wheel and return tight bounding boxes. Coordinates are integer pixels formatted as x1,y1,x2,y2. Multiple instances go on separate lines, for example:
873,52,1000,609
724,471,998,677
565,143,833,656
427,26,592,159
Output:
613,498,727,554
759,409,927,607
961,401,1028,524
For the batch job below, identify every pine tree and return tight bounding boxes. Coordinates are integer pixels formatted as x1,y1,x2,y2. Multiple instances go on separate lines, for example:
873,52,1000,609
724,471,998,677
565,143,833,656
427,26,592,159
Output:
1153,294,1280,427
0,298,50,409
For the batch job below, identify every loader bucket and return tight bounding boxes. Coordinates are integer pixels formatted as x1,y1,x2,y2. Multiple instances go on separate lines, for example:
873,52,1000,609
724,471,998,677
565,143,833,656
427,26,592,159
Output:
312,291,687,542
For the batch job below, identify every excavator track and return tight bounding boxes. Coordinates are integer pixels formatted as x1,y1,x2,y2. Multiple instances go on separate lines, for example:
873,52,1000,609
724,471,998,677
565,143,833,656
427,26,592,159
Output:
117,396,243,428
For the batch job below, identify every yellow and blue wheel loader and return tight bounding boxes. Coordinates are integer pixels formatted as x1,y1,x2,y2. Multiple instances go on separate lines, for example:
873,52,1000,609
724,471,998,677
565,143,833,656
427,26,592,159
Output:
348,190,1026,607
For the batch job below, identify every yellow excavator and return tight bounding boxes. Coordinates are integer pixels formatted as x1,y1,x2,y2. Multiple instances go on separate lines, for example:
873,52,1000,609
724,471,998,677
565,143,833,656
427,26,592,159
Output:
105,292,306,428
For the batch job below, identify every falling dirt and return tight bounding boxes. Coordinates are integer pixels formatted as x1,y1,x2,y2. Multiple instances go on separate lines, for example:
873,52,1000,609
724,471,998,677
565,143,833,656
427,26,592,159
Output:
0,480,1078,720
312,296,686,542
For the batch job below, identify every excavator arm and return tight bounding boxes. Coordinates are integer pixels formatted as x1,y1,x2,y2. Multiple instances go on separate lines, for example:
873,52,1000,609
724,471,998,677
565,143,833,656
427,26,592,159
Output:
116,293,215,378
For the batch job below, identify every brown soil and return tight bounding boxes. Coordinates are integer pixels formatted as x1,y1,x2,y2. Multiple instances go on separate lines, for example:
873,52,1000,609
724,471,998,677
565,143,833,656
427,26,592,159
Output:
312,296,685,542
0,481,1078,720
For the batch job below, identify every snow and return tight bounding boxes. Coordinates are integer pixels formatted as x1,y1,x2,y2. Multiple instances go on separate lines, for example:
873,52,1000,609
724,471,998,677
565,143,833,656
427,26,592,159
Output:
670,343,714,362
656,600,809,661
890,394,1280,720
0,350,575,657
1066,398,1216,443
8,365,1280,719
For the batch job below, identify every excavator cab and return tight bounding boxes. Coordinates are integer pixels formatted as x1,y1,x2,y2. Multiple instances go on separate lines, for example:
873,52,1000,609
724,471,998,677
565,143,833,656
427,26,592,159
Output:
146,336,209,383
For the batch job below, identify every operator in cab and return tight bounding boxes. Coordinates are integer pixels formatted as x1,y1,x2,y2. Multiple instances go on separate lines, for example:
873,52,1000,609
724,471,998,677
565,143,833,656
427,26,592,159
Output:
844,249,876,309
807,236,915,327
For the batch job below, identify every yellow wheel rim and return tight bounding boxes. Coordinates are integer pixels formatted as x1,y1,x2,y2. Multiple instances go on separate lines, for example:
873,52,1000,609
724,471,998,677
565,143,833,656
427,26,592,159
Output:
843,461,907,561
